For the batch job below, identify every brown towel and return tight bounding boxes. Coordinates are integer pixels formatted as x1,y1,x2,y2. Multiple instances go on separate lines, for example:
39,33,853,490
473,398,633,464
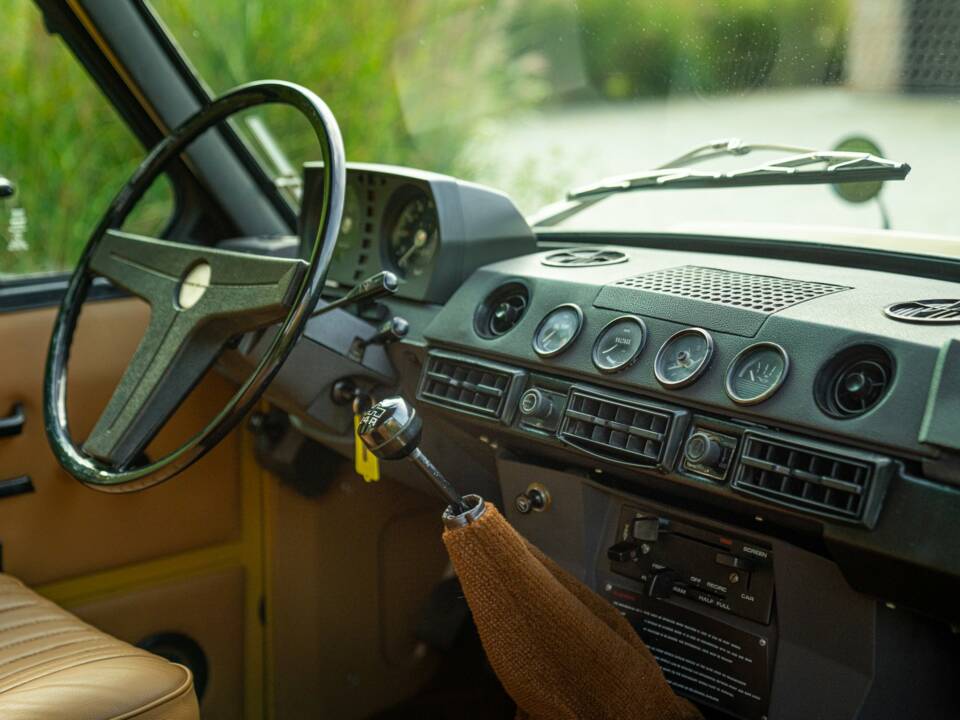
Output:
443,503,702,720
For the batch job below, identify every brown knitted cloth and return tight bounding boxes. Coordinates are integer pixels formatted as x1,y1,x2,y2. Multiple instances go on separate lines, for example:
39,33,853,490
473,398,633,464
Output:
443,503,702,720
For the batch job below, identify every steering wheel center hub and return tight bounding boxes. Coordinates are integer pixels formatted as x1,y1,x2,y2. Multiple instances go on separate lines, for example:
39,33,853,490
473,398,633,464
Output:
177,261,212,310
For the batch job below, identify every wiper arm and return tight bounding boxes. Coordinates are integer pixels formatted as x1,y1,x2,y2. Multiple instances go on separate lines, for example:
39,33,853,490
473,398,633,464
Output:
530,137,910,227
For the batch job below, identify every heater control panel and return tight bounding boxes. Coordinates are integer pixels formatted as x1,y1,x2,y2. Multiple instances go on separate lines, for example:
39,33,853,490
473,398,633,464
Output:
605,504,775,624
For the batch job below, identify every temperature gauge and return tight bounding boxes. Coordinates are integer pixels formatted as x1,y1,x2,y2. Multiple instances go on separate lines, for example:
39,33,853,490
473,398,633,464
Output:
592,316,647,373
725,342,789,405
654,328,714,388
533,304,584,358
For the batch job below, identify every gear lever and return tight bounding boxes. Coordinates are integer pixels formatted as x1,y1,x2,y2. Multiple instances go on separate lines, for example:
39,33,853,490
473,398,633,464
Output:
357,397,485,527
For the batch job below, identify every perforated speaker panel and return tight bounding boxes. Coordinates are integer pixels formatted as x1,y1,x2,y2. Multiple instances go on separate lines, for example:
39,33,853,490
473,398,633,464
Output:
613,266,850,314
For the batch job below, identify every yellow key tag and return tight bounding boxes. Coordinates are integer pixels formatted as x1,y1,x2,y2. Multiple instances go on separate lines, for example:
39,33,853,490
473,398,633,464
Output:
354,414,380,482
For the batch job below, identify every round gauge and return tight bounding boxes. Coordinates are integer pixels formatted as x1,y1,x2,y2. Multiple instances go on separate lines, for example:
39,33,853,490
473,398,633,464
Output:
654,328,715,388
592,316,647,373
533,304,584,358
725,342,789,405
333,183,361,262
385,186,439,278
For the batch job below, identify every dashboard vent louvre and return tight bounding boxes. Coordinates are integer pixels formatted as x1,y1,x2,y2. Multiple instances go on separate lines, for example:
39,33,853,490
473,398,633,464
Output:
417,352,524,422
475,282,529,338
542,248,628,268
816,344,894,419
559,388,674,466
884,299,960,324
613,266,849,313
732,431,888,525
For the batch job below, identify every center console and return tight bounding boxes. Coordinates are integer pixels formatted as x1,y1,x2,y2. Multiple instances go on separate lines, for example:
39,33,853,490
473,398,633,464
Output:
492,455,956,720
601,503,776,719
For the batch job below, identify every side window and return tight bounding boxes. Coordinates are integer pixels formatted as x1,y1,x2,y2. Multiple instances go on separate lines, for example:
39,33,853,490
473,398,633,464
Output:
0,2,174,279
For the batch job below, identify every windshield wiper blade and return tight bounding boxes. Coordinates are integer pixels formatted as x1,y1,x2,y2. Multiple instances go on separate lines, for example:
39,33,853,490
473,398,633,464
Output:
568,146,910,201
530,137,910,227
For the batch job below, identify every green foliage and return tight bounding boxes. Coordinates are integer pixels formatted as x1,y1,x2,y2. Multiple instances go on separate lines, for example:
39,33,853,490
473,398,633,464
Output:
2,0,849,276
0,2,172,276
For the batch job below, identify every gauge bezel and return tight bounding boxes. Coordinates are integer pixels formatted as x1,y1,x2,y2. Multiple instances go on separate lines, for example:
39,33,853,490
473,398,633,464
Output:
591,315,647,373
725,341,790,406
654,327,715,389
381,183,439,278
532,303,584,358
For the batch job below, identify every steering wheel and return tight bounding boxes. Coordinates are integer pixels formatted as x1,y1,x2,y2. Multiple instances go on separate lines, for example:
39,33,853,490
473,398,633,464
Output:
43,81,345,492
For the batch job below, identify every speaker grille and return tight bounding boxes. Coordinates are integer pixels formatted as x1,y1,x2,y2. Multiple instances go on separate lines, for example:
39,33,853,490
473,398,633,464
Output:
613,266,849,313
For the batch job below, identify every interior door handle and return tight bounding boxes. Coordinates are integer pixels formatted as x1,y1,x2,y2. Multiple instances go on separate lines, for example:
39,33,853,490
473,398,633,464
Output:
0,404,25,438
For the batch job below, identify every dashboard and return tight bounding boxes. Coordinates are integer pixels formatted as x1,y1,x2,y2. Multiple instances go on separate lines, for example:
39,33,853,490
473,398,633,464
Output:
245,165,960,720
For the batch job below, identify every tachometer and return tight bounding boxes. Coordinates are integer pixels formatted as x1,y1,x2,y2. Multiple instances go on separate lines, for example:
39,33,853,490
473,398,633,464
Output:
385,186,439,277
654,328,714,388
725,342,789,405
592,316,647,373
533,304,584,358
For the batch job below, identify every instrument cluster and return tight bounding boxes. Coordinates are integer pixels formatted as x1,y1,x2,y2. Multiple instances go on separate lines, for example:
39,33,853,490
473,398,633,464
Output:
532,303,790,406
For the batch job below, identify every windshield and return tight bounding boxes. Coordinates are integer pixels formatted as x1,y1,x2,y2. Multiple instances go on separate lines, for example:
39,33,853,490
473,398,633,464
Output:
152,0,960,241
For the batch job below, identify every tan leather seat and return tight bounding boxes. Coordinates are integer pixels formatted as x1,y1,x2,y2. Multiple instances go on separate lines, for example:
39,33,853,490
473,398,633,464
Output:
0,574,199,719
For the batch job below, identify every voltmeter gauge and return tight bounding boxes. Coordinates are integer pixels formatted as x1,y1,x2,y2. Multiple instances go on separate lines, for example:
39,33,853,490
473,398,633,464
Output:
654,328,714,388
532,304,583,358
592,316,647,373
725,342,789,405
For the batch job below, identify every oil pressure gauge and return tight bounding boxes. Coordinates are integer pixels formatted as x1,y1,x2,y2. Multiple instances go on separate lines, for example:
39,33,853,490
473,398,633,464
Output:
725,342,789,405
533,304,583,357
592,316,647,373
654,328,714,388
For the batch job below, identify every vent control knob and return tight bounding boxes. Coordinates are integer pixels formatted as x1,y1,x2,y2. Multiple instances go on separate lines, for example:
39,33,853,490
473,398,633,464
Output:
684,431,724,468
519,389,554,422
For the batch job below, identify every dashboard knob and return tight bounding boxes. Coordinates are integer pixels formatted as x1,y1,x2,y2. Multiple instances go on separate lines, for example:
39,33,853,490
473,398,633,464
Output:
519,388,554,422
515,484,550,514
684,431,724,468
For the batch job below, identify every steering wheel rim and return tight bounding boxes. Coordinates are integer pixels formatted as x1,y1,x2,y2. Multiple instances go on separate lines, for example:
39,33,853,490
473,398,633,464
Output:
43,80,345,492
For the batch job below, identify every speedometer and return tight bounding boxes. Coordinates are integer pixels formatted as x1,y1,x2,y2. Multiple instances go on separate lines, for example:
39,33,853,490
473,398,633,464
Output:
385,186,439,278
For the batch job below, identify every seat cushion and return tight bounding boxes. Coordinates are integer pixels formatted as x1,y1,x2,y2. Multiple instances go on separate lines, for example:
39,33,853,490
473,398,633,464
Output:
0,574,199,720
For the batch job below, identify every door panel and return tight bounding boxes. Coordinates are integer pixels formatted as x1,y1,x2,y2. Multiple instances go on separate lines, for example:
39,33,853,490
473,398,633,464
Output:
0,296,242,585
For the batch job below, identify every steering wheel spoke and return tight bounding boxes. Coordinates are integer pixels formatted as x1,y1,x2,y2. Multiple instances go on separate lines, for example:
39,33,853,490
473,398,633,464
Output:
83,230,310,466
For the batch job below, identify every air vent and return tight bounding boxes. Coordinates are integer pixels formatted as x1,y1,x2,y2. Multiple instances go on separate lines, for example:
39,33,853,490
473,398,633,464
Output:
816,345,894,418
558,388,679,467
542,248,628,268
417,352,524,423
732,431,890,526
885,299,960,324
474,282,529,338
613,266,849,313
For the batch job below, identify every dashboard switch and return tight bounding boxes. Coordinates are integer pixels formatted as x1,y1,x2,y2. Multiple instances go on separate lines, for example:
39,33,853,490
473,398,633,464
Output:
632,515,668,543
716,552,754,571
647,570,682,599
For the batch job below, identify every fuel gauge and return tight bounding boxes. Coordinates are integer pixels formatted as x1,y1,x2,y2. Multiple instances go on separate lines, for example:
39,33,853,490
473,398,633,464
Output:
654,328,714,388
